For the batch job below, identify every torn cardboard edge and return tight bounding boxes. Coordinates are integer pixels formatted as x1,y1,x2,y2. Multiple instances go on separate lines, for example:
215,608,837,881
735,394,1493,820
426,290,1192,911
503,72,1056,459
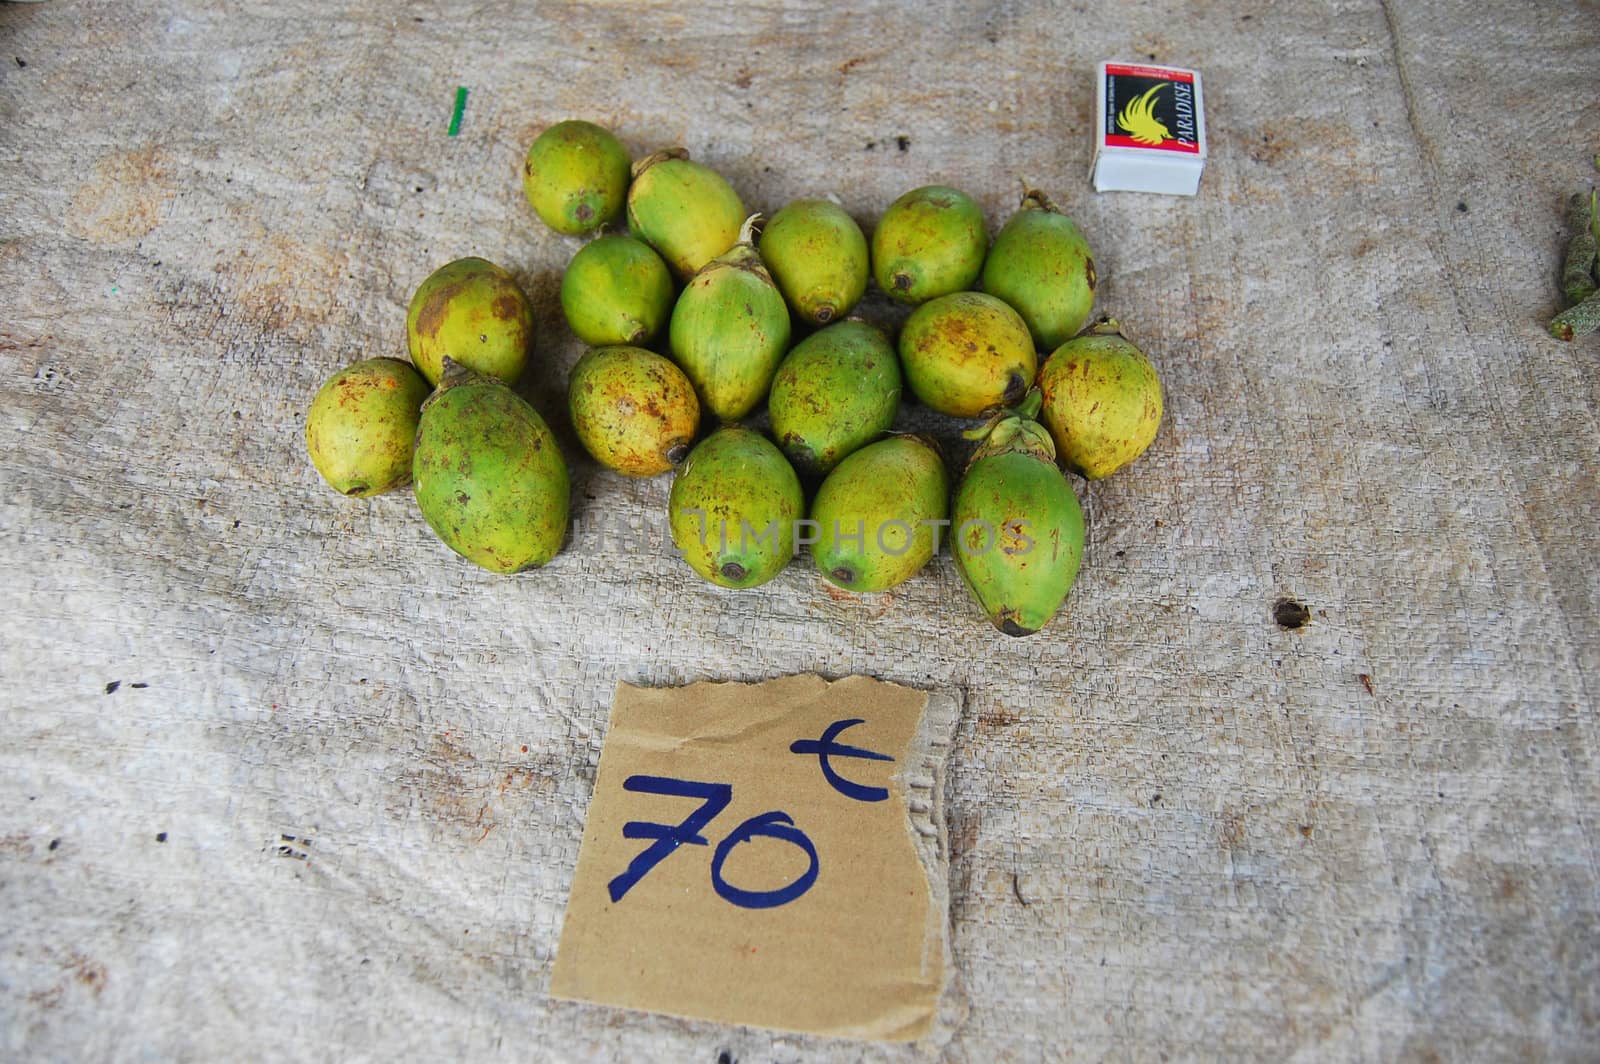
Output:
549,674,967,1048
842,677,967,1044
899,683,967,1049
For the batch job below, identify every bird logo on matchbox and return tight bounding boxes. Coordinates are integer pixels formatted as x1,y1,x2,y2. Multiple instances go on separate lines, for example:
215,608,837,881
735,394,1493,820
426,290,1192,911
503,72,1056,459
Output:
1118,84,1174,145
1105,64,1200,153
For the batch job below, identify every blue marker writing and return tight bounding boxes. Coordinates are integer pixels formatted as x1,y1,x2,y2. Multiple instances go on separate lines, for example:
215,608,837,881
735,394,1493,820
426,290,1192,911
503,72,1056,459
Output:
710,811,821,909
607,775,733,903
790,718,894,803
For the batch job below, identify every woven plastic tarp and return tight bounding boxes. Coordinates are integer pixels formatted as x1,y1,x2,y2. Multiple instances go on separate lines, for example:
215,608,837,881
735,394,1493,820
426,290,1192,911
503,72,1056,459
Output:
2,1,1597,1059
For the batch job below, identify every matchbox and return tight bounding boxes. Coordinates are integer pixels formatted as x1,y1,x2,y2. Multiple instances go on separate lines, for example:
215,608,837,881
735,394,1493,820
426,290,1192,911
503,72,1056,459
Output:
1092,61,1207,196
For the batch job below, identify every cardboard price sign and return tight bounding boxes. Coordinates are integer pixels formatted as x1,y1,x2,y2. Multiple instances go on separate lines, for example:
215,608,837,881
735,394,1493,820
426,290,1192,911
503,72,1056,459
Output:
550,675,959,1041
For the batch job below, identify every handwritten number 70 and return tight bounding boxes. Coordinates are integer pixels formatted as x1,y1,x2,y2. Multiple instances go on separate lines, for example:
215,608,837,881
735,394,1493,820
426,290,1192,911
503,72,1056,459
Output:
606,775,820,909
606,720,891,908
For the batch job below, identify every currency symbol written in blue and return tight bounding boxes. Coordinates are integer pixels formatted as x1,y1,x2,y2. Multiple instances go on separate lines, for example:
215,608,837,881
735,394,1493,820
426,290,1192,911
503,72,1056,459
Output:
789,718,894,803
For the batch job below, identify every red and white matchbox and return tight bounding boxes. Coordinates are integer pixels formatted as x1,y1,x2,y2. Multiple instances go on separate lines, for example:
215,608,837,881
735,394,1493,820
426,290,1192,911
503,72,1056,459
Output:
1092,61,1207,196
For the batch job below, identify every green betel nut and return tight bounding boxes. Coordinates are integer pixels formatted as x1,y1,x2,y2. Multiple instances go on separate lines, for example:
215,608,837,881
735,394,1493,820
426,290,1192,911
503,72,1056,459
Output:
1550,292,1600,341
981,188,1097,351
811,435,949,593
668,427,803,589
952,399,1085,636
668,216,792,422
406,257,534,387
305,358,431,497
758,198,869,325
768,319,900,478
522,120,631,236
413,361,570,574
1560,190,1598,307
871,185,988,305
627,149,746,279
560,235,675,347
899,291,1036,417
568,345,699,477
1037,319,1162,479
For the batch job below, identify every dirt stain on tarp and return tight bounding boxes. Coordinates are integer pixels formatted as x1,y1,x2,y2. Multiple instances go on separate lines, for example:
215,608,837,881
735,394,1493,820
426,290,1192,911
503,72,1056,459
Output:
219,235,350,334
25,950,107,1011
67,145,176,243
977,701,1021,729
389,731,559,843
69,953,107,995
1241,117,1368,187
